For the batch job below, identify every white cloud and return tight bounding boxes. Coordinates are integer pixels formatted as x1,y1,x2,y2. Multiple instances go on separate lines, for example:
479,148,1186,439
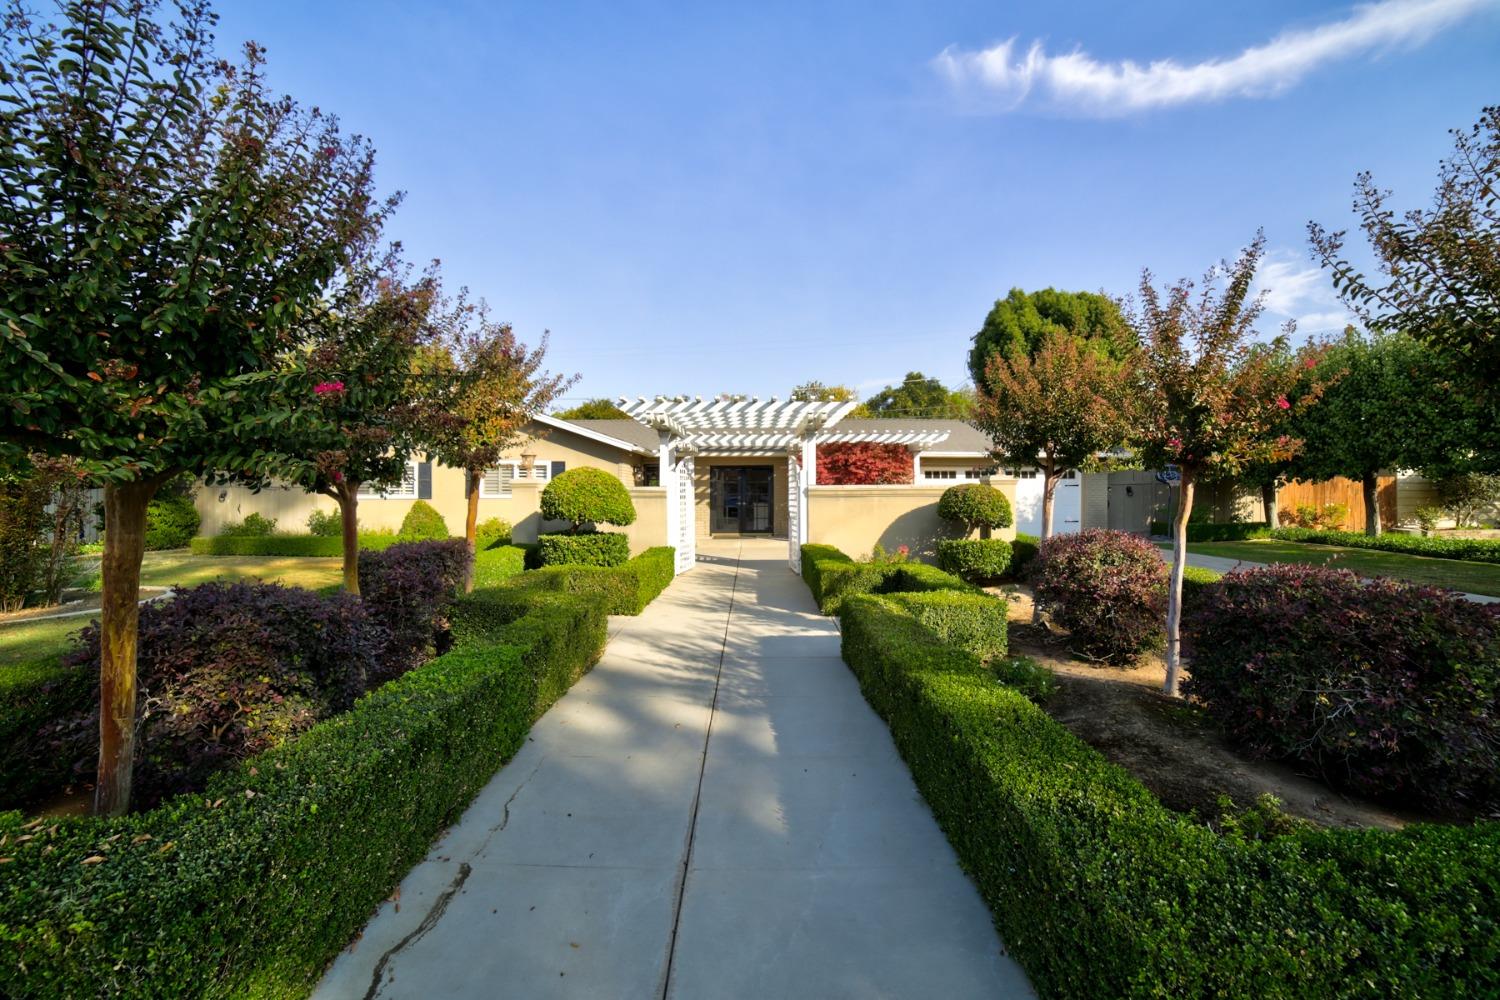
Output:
1253,253,1358,336
934,0,1493,114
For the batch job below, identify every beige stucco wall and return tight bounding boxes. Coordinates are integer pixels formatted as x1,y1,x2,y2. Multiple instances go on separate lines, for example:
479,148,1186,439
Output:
693,456,790,540
194,419,660,551
806,482,1018,563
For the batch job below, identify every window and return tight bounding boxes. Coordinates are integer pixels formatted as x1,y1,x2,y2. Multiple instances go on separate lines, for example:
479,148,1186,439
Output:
639,463,660,487
478,460,552,499
962,467,997,480
358,460,418,499
924,469,958,480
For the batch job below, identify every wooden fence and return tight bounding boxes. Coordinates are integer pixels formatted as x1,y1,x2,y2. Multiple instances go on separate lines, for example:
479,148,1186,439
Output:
1278,476,1397,530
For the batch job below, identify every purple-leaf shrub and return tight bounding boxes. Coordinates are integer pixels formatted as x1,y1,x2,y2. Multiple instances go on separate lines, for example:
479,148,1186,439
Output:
1183,563,1500,810
1030,529,1168,663
358,539,470,680
44,582,384,808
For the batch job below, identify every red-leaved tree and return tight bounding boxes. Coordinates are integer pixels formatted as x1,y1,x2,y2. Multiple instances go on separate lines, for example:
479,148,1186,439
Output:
816,443,913,485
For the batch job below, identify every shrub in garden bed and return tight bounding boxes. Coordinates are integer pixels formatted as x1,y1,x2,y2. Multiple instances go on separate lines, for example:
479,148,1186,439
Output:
1031,529,1167,663
1271,526,1500,564
1184,563,1500,810
935,482,1013,535
32,582,384,810
799,543,854,607
837,592,1500,998
475,516,512,550
306,509,341,536
358,539,469,679
473,544,528,588
396,499,449,542
537,530,630,567
1148,520,1271,542
216,512,279,537
935,537,1012,582
1006,533,1039,579
495,547,676,616
143,494,200,550
189,530,399,557
0,573,611,999
882,591,1007,662
540,467,637,531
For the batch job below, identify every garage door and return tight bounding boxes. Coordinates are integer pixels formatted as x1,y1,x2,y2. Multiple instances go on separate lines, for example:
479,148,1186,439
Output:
1012,469,1080,536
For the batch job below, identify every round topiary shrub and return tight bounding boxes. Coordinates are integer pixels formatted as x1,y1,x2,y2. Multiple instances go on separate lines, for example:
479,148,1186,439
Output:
936,483,1013,534
540,468,636,532
397,500,449,542
936,537,1013,581
537,531,630,567
1030,529,1166,663
1184,563,1500,811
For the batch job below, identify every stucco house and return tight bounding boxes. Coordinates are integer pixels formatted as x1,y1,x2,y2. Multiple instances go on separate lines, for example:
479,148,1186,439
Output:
195,397,1075,573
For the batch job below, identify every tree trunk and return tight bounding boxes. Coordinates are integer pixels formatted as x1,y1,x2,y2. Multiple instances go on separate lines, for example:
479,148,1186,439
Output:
337,484,360,594
94,477,160,817
1163,469,1195,698
1362,471,1381,537
1261,480,1278,527
1040,462,1060,540
464,468,481,593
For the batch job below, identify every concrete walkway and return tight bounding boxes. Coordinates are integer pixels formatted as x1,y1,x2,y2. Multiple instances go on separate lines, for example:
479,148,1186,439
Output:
1156,545,1499,604
316,539,1032,999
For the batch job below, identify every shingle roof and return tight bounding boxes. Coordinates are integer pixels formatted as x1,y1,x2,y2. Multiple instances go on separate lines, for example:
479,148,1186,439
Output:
552,416,992,455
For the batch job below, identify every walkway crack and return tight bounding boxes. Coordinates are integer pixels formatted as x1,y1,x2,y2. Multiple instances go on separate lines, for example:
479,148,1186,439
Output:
364,754,545,1000
363,861,473,1000
659,542,741,1000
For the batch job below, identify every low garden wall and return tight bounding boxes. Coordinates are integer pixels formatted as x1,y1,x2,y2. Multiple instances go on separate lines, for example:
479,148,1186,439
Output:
0,547,676,997
800,543,1500,998
807,484,1017,563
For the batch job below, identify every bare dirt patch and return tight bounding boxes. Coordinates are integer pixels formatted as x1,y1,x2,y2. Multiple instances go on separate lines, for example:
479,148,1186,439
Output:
989,584,1430,831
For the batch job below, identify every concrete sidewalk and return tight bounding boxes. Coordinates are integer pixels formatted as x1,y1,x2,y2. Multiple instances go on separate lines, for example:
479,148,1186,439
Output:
315,538,1032,999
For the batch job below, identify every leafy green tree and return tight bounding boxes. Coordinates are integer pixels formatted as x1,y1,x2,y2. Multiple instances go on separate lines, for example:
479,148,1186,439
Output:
556,398,630,420
0,2,383,814
1290,329,1475,535
422,292,575,590
789,381,858,403
1311,106,1500,468
854,372,974,419
1133,234,1321,696
969,288,1134,384
973,333,1134,538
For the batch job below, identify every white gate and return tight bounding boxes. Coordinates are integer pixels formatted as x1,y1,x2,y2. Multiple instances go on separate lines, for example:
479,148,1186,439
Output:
787,452,801,572
675,454,695,573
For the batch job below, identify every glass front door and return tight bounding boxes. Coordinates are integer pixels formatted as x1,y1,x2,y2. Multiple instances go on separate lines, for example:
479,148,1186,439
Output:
710,466,774,534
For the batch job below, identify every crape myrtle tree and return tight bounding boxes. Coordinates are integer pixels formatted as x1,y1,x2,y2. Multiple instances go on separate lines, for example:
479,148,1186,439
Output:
1132,234,1322,697
1231,340,1315,527
423,290,576,591
0,1,383,814
973,331,1134,539
1311,105,1500,470
968,287,1135,385
1288,329,1472,536
270,252,438,593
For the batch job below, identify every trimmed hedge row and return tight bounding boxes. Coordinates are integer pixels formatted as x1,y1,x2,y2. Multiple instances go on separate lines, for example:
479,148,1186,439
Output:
473,544,528,588
881,591,1006,662
488,547,676,617
0,571,612,997
536,530,630,568
935,537,1012,582
189,532,402,557
837,593,1500,998
1150,520,1272,542
799,543,973,614
1271,526,1500,564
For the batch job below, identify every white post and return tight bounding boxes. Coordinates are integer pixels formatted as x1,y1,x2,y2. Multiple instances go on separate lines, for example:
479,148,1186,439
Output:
659,431,678,566
911,449,922,483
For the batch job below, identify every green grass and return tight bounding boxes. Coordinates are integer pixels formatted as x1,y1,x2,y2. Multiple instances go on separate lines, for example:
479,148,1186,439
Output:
1174,538,1500,596
0,617,88,669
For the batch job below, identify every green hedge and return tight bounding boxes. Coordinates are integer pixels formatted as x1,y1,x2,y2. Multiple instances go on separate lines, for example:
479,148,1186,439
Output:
881,591,1007,662
0,576,610,997
935,537,1012,581
1150,521,1272,542
472,544,528,588
798,544,973,614
188,532,400,557
1271,526,1500,564
536,531,630,568
1007,533,1039,579
496,547,676,616
144,495,201,551
837,593,1500,998
0,658,93,805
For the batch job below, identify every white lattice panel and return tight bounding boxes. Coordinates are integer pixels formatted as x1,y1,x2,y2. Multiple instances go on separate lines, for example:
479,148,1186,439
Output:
676,454,695,573
787,452,801,572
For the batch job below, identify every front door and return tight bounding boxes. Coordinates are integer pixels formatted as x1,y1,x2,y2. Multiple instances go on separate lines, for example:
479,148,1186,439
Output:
710,466,774,534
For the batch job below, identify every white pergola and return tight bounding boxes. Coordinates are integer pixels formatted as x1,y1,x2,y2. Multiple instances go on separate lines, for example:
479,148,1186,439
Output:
618,396,950,572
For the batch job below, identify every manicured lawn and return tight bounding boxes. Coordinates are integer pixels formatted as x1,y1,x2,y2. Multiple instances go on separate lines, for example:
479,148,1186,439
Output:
0,617,88,669
1177,538,1500,596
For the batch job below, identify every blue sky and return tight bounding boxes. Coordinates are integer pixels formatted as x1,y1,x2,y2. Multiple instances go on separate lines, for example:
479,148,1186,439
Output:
215,0,1500,404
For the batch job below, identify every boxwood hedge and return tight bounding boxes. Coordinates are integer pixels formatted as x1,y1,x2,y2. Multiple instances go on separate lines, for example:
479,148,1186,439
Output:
935,537,1013,582
1270,526,1500,564
880,591,1007,662
0,572,615,998
799,543,973,614
836,592,1500,998
1149,521,1272,542
536,530,630,568
497,547,675,616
